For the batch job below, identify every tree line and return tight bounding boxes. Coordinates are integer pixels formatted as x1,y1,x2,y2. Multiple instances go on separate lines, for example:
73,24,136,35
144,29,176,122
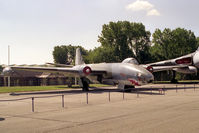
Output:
53,21,199,65
53,21,199,81
1,21,198,81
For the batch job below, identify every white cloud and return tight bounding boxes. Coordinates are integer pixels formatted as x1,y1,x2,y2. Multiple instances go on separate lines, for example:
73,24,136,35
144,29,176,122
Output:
126,0,160,16
126,0,153,11
147,9,160,16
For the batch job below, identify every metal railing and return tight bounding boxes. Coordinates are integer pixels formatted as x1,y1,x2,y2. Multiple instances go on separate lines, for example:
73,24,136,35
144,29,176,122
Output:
0,84,197,112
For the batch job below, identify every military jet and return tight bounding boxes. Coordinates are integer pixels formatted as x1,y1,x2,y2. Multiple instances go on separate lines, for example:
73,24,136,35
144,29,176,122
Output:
3,48,154,91
145,47,199,82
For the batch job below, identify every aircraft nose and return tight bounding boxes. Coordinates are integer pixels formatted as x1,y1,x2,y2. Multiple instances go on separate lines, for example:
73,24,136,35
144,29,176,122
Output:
144,72,154,83
2,67,12,76
193,51,199,68
136,70,154,85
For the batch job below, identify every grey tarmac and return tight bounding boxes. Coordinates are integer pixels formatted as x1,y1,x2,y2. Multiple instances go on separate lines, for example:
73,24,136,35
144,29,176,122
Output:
0,84,199,133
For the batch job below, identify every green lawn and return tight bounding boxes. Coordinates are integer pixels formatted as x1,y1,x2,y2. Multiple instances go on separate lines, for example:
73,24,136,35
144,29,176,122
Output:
153,80,199,84
0,84,111,93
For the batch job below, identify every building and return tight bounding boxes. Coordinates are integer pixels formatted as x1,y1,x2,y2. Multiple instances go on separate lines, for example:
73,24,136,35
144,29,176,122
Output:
0,69,73,86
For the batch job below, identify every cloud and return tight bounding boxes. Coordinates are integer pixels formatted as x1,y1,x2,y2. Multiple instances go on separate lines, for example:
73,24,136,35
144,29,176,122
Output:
126,0,160,16
147,9,160,16
126,0,153,11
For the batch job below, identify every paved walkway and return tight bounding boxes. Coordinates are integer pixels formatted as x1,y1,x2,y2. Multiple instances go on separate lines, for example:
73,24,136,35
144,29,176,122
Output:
0,84,199,133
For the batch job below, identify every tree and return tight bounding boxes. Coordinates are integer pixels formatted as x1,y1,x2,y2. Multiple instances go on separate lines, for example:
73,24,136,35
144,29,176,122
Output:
86,46,117,63
98,21,151,63
197,37,199,48
0,65,2,72
150,28,198,81
151,28,198,61
53,45,68,64
53,45,88,64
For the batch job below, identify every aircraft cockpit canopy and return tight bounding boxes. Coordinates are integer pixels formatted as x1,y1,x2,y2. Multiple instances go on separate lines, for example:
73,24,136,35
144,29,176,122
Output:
122,58,139,65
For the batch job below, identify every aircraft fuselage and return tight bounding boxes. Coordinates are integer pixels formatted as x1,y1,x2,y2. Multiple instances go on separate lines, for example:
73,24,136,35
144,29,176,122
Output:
74,63,154,86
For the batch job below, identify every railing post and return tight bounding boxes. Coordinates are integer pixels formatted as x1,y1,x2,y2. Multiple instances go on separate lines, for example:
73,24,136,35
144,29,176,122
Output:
164,86,165,95
86,92,88,104
123,90,124,100
184,84,186,92
176,85,178,93
32,97,34,112
108,91,110,102
62,95,64,108
137,89,139,98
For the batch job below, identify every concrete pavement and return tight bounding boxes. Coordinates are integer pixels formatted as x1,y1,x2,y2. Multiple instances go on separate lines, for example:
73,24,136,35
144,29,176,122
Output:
0,84,199,133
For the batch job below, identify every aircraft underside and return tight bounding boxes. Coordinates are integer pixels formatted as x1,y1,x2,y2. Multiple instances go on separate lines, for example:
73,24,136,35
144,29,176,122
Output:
78,76,137,92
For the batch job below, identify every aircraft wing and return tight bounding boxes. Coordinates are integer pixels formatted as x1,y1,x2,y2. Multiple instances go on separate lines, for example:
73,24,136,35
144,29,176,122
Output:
5,66,107,77
45,62,74,67
142,51,199,74
147,53,194,67
144,52,196,73
151,65,188,72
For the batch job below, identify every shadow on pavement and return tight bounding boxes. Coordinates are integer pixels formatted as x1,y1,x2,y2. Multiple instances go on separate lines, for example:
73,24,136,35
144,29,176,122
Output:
9,87,120,96
0,118,5,121
9,84,196,96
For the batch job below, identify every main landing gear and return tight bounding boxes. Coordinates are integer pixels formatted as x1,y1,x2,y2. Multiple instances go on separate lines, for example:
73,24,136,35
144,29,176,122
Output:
171,70,178,83
81,78,89,91
124,85,135,92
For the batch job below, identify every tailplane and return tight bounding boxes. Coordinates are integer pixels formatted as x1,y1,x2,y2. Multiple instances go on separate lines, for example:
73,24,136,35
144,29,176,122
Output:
75,48,85,66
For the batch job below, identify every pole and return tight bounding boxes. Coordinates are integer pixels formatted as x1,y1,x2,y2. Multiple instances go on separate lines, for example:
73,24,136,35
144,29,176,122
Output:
75,77,77,85
8,45,10,87
86,92,88,104
108,91,110,102
32,97,34,112
164,86,165,95
62,95,64,108
137,89,139,98
123,90,124,100
184,84,186,92
8,45,10,66
176,85,178,93
8,76,10,87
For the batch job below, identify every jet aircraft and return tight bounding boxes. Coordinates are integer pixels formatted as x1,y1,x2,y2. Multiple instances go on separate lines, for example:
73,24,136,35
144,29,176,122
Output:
3,48,154,91
145,47,199,82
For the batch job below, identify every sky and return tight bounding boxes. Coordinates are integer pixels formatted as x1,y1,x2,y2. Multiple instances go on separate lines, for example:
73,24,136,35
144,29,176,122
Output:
0,0,199,65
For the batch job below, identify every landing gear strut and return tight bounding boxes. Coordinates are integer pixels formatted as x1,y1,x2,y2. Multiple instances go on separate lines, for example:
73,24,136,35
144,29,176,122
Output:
171,70,178,83
81,78,89,91
124,85,135,92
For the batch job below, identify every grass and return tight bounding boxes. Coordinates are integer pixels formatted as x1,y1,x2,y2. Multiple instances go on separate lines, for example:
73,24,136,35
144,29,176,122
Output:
0,84,111,93
153,80,199,84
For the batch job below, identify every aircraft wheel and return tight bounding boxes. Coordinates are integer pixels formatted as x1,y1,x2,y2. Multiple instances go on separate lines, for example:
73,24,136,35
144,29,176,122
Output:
124,89,132,92
67,82,72,88
124,85,134,92
171,70,178,83
171,78,178,83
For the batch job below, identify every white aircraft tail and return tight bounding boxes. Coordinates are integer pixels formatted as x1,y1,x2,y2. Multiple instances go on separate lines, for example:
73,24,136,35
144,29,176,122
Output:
75,48,85,66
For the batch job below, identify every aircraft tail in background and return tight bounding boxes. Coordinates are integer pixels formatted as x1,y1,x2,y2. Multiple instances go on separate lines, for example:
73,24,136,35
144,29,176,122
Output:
75,48,85,66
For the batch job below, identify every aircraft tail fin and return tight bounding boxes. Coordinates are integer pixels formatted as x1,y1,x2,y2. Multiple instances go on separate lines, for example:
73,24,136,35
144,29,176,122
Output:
75,48,85,66
197,47,199,51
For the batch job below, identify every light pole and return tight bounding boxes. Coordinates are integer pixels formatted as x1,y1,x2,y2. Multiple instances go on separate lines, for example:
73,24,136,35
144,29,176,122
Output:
8,45,10,87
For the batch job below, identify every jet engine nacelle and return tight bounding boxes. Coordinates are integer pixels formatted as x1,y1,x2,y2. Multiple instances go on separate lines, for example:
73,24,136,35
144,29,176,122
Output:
2,67,13,76
75,65,92,76
174,66,197,74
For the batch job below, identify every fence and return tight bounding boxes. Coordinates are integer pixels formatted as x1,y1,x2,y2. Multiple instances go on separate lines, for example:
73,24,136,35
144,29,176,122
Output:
0,84,198,112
